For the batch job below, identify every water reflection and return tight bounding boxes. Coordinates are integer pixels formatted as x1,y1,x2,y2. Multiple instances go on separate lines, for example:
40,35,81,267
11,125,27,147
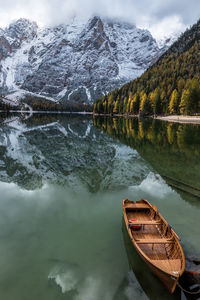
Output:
0,114,149,192
94,117,200,203
0,178,154,300
0,114,200,300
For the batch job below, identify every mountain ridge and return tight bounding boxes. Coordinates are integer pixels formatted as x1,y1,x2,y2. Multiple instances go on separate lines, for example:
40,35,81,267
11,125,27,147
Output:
0,16,175,107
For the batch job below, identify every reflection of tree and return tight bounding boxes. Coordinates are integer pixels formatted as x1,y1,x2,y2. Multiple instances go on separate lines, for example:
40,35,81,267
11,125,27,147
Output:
113,118,118,134
177,125,186,150
138,122,145,140
176,124,200,155
167,123,176,145
93,117,200,192
94,117,200,157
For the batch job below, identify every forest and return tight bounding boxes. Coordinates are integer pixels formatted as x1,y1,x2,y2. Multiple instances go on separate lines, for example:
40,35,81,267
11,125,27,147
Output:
94,19,200,116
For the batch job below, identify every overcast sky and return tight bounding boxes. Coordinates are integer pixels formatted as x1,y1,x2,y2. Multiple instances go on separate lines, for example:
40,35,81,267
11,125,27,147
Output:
0,0,199,40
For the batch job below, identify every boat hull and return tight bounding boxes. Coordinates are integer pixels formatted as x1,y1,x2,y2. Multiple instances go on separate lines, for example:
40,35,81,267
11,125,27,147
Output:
140,250,178,294
125,220,179,293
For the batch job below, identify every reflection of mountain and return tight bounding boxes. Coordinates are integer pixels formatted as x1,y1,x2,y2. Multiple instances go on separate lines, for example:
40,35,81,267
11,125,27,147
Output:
94,117,200,201
121,219,181,300
0,114,150,191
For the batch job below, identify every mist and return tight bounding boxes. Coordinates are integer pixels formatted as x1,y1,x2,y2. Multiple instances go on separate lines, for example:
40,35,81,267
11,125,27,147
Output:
0,0,199,39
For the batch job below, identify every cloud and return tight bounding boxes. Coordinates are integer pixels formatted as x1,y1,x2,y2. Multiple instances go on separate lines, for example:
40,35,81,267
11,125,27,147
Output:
0,0,199,39
148,15,186,40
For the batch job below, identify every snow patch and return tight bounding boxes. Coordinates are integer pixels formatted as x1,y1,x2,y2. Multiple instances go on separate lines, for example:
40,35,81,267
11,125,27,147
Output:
117,63,144,80
57,87,68,99
6,90,58,104
129,172,173,198
85,87,91,102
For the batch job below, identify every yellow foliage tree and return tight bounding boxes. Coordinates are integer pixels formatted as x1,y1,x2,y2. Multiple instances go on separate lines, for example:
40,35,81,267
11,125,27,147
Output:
169,89,179,114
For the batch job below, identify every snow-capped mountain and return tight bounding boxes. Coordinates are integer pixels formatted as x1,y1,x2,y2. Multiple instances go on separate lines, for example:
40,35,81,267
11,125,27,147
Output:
0,17,173,105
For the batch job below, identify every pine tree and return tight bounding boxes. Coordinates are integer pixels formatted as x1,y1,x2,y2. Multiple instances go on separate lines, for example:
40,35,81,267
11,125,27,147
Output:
139,93,149,113
189,78,200,112
123,97,127,113
113,100,119,114
169,89,179,114
127,92,132,112
132,92,140,114
179,89,190,115
103,100,107,114
150,88,161,115
107,94,114,114
130,100,134,113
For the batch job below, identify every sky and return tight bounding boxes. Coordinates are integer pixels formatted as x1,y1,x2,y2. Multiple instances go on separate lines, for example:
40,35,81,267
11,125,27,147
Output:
0,0,199,40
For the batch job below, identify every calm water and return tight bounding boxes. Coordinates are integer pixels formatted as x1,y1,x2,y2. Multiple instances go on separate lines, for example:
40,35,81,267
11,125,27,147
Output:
0,114,200,300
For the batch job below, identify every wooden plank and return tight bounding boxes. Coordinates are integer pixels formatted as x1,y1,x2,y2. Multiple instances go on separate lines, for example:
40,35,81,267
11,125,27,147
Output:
135,238,175,244
128,220,162,225
126,203,149,209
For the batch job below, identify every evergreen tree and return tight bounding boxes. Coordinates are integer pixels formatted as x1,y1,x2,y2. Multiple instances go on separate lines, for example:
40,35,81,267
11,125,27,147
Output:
179,89,190,115
113,100,119,114
103,100,107,114
150,88,161,115
169,89,179,114
132,92,140,114
107,94,114,114
139,93,149,113
123,97,127,114
130,100,134,113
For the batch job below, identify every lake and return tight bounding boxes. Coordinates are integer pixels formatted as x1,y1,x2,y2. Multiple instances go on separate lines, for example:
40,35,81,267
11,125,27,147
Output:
0,113,199,300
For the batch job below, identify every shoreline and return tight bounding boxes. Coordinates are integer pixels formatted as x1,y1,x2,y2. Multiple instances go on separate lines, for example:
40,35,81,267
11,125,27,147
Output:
0,110,93,115
93,113,200,124
154,115,200,124
2,110,200,124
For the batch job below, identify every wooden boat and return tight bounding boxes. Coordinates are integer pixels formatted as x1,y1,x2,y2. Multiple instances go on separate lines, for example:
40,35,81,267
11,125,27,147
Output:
123,198,185,294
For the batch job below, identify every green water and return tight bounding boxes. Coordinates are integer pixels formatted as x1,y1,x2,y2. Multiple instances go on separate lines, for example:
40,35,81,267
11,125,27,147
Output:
0,114,199,300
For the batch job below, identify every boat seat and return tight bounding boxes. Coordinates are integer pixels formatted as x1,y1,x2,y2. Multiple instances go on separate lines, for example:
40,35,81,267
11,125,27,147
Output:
129,220,162,225
126,204,149,209
135,238,175,244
